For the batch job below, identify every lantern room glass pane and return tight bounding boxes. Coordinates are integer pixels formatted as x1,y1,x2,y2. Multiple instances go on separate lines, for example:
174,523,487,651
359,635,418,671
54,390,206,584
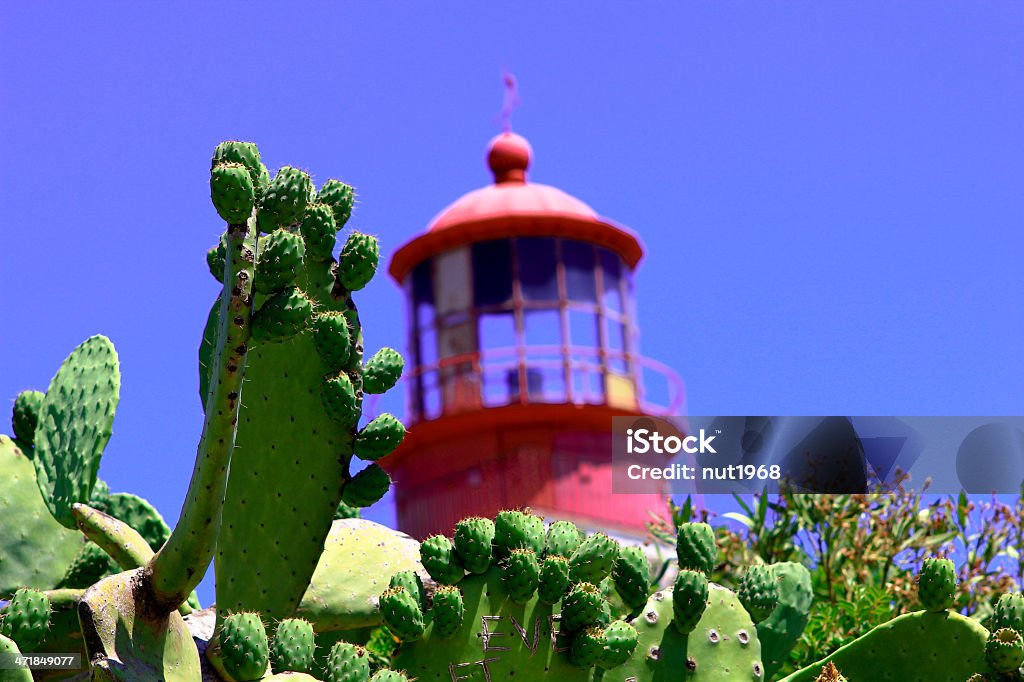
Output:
523,309,562,348
517,237,558,301
472,240,513,307
606,319,627,372
599,248,623,313
412,259,435,329
479,312,517,354
568,309,599,349
564,240,597,302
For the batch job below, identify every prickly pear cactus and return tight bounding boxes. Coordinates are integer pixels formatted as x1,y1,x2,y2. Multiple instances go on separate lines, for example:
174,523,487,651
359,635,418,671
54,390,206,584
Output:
32,335,120,528
0,435,84,594
387,514,775,682
755,562,813,681
206,146,405,623
918,557,956,612
778,611,992,681
0,588,51,653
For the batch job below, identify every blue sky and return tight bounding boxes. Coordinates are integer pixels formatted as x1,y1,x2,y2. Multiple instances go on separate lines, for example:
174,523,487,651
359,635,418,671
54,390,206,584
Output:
1,4,1021,605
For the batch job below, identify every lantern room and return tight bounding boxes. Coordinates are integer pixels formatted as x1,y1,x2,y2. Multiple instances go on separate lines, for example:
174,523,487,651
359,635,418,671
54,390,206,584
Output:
385,131,684,540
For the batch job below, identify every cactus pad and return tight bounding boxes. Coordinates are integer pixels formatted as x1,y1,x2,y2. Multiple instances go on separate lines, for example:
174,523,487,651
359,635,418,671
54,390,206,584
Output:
58,541,117,588
32,335,120,528
93,491,172,551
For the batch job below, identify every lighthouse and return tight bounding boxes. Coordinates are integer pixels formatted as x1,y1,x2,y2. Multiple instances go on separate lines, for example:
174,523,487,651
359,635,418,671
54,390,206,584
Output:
384,131,684,542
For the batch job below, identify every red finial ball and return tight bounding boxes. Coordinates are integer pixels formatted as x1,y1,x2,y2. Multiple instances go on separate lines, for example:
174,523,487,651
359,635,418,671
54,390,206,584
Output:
487,132,532,184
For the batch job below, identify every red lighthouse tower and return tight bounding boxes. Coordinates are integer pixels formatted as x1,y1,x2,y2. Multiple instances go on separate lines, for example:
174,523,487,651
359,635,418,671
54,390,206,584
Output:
385,131,684,541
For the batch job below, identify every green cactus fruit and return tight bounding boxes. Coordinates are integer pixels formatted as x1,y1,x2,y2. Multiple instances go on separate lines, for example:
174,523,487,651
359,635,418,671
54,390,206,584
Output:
325,642,370,682
502,549,541,603
758,562,814,681
986,627,1024,674
990,592,1024,635
676,521,717,575
421,535,465,585
318,179,355,228
432,585,466,638
270,618,316,674
355,413,406,461
918,557,957,612
599,620,639,669
335,499,361,519
311,311,353,370
256,229,307,293
561,582,610,633
12,390,43,446
343,464,391,508
380,586,426,642
220,612,270,682
739,565,781,623
389,570,426,610
370,671,408,682
258,166,312,232
672,569,710,635
0,632,31,682
338,232,380,291
322,372,360,428
212,141,262,187
96,491,172,551
569,625,605,669
33,335,120,529
58,541,117,588
611,545,650,610
0,588,50,653
362,348,404,395
545,520,583,558
494,510,546,556
252,287,314,343
538,555,571,605
453,516,495,574
300,202,338,262
211,161,256,224
568,532,619,585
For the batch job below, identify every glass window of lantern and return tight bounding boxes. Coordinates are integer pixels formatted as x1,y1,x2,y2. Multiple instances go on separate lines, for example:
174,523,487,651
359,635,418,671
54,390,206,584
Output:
598,248,623,314
472,240,513,308
517,237,558,302
412,259,435,329
563,240,598,303
522,309,561,348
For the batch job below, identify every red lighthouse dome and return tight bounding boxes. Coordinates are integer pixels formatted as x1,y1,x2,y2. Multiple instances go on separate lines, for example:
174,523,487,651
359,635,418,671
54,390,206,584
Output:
385,131,683,541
